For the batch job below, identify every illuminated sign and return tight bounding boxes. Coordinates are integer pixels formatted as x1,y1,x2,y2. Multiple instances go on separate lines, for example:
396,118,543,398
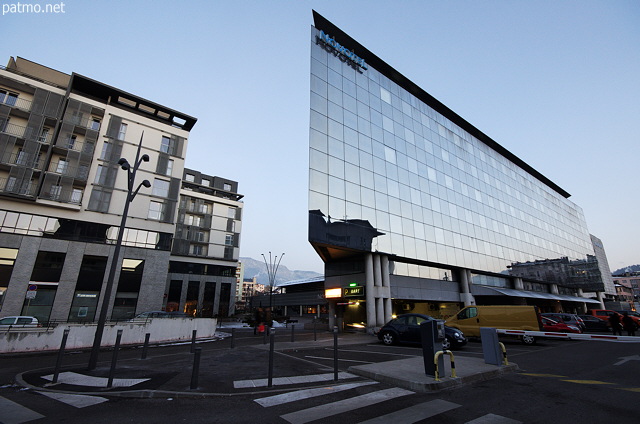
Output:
343,286,364,297
316,30,367,72
325,288,342,298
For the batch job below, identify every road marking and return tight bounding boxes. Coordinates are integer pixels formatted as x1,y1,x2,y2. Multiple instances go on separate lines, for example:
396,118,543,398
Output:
617,387,640,392
519,373,568,378
0,395,44,424
254,381,378,407
465,413,522,423
37,391,108,408
305,355,373,363
280,387,414,424
234,372,357,388
560,379,615,385
332,348,419,357
614,354,640,365
41,372,149,388
357,399,460,423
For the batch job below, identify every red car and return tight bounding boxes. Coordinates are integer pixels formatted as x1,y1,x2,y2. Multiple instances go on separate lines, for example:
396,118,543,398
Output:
541,316,581,333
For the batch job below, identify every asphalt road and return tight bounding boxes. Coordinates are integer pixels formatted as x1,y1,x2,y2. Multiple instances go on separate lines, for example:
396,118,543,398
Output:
1,332,639,423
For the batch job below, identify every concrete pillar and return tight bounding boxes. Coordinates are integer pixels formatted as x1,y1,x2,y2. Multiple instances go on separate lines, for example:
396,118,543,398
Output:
550,284,559,295
458,268,475,306
316,305,320,318
328,300,336,329
384,297,393,323
381,256,390,288
365,253,376,333
376,297,384,326
596,292,606,309
373,254,382,287
514,277,525,290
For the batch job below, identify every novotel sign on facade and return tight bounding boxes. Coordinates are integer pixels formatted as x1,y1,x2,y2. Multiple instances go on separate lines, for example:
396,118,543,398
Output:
317,30,368,72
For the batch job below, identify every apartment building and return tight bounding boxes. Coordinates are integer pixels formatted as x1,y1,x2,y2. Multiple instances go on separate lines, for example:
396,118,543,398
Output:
0,57,242,322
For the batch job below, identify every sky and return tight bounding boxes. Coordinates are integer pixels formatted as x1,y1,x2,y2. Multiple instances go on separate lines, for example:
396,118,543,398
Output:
2,0,638,274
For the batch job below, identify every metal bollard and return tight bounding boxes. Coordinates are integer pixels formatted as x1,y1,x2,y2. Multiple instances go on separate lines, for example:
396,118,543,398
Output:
268,329,275,387
498,342,508,365
313,322,317,341
263,326,268,344
291,324,295,342
231,327,235,349
190,329,197,353
107,329,123,388
190,347,202,390
52,328,70,384
333,325,339,381
141,333,151,359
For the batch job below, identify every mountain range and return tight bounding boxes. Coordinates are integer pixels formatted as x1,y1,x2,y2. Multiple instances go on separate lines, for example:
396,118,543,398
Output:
240,257,322,285
612,264,640,276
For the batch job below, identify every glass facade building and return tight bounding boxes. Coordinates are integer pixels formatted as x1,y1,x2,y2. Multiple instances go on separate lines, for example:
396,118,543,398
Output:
308,12,603,328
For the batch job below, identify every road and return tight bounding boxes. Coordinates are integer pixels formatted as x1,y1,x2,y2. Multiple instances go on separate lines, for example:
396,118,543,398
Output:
1,331,639,423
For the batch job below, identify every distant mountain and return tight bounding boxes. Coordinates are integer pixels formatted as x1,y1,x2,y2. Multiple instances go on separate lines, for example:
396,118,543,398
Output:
240,257,322,285
612,264,640,276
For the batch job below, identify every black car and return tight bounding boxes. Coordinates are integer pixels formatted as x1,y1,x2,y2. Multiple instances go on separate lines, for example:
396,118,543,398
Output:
377,313,466,350
577,314,609,332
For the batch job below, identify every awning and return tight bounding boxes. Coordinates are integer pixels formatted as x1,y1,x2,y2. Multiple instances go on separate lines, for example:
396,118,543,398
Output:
472,285,601,304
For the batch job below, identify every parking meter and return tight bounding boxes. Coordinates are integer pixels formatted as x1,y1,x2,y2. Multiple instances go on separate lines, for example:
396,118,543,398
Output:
420,320,445,377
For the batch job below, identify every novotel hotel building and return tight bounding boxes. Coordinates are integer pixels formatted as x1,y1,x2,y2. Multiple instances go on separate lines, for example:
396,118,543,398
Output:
307,12,605,332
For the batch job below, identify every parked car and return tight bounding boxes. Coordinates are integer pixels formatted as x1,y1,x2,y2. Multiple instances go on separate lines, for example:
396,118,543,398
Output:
0,316,41,328
541,313,585,332
577,314,609,332
614,311,640,326
541,316,581,333
377,313,467,350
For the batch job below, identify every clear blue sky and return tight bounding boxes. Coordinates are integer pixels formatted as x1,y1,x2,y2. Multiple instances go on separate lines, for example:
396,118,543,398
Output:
2,1,638,274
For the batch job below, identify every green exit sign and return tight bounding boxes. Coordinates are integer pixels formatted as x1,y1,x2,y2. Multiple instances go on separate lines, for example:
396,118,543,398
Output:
349,282,358,287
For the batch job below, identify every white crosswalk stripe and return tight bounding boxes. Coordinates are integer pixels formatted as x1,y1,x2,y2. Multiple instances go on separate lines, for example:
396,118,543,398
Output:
357,399,461,424
254,381,378,407
280,387,414,424
465,413,523,423
37,391,109,408
0,395,44,424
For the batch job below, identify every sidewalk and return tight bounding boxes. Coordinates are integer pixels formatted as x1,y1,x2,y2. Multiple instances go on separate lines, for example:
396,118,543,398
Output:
15,331,517,397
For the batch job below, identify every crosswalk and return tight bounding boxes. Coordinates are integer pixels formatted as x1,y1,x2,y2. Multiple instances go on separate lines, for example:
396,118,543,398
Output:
0,391,107,424
253,379,523,424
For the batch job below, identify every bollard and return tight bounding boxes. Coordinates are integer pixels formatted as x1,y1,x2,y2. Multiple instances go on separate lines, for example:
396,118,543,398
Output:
291,324,295,343
333,325,339,381
268,329,275,387
263,325,268,345
433,350,457,382
190,347,202,390
313,322,317,341
231,327,235,349
190,329,197,353
498,342,508,365
52,328,70,384
141,333,151,360
107,329,123,388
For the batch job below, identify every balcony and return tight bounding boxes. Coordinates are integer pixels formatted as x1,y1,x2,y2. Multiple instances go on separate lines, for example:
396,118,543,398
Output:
0,177,37,197
1,96,33,113
1,151,46,169
0,122,53,144
47,160,89,181
39,186,83,205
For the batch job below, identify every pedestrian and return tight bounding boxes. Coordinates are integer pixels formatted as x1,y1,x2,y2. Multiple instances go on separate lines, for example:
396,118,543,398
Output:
609,313,622,336
257,322,265,334
621,312,637,336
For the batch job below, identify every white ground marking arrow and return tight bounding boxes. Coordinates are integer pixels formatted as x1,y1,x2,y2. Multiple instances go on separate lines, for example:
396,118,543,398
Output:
614,355,640,366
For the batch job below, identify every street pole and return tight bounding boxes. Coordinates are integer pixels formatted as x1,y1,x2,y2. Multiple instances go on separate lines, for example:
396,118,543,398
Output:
88,134,151,370
261,252,284,325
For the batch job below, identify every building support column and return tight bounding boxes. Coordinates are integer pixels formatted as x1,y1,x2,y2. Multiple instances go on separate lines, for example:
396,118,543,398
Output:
381,256,392,323
458,268,475,307
365,253,376,334
596,292,606,309
514,277,525,290
328,300,336,329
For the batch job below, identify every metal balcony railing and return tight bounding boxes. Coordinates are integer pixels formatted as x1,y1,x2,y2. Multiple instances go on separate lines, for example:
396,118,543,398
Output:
1,96,32,112
1,152,46,169
0,122,53,144
0,177,37,197
47,160,89,180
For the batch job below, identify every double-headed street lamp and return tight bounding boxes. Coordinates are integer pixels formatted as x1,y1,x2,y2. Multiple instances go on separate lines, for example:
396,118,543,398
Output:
88,134,151,370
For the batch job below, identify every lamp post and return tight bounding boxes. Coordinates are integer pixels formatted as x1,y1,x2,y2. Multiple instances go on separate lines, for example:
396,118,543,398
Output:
88,134,151,370
261,252,284,323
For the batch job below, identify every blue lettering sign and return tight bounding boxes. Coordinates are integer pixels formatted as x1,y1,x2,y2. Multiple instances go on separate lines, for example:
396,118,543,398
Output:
317,30,368,72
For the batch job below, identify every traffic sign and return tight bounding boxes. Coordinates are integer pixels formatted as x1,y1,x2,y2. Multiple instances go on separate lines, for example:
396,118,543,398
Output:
28,284,37,291
26,290,37,299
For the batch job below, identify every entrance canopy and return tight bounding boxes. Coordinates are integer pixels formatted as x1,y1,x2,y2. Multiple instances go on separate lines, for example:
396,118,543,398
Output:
472,285,601,304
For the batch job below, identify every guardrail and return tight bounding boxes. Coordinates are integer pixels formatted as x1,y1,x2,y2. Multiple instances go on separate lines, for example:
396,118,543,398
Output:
495,329,640,342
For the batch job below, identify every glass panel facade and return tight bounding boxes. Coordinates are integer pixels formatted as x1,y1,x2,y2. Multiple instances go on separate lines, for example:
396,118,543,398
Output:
308,25,595,277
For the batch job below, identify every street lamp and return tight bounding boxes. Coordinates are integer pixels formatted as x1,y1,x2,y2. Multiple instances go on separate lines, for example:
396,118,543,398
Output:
88,133,151,370
261,252,284,320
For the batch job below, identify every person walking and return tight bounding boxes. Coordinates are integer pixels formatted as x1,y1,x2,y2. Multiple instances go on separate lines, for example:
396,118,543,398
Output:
609,312,622,336
621,312,637,336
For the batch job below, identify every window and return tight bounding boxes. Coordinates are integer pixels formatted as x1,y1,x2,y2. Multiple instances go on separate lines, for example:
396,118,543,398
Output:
50,185,62,200
225,234,234,246
165,159,173,176
185,173,195,182
227,207,236,219
66,134,77,149
0,117,8,132
160,135,171,153
117,123,127,140
186,214,201,226
71,189,83,204
38,128,50,143
94,165,106,185
201,179,210,187
100,142,112,160
148,201,165,220
223,183,232,191
90,118,101,131
0,89,18,106
56,159,69,174
5,176,17,192
152,178,170,197
15,149,28,166
190,245,206,256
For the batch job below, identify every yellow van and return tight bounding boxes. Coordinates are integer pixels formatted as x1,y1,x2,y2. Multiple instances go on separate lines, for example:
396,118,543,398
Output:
445,305,543,344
